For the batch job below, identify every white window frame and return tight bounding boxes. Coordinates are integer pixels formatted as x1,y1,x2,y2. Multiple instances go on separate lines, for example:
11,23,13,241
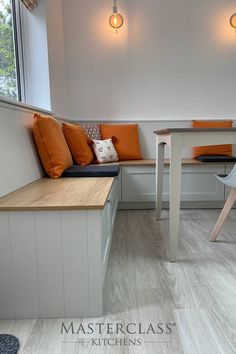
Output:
12,0,25,102
0,0,25,102
0,0,52,112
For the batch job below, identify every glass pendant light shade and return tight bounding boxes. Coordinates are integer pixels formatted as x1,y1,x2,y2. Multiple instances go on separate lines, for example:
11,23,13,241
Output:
109,0,124,33
230,13,236,31
109,13,124,30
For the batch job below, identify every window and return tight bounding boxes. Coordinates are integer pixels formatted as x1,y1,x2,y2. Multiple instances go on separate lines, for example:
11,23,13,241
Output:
0,0,22,101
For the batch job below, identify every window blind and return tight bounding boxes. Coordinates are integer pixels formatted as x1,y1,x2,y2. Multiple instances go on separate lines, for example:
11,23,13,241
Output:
20,0,37,11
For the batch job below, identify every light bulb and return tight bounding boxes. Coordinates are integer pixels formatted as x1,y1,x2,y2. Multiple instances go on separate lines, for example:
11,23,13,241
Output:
230,13,236,32
109,4,124,33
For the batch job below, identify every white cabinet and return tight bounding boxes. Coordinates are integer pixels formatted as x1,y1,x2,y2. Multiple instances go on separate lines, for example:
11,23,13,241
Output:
122,166,155,202
0,179,119,319
101,202,110,268
122,164,225,203
101,177,119,276
109,176,120,234
164,164,225,202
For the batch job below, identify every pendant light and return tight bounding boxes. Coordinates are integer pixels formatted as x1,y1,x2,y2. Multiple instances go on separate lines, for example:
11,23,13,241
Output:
230,13,236,32
109,0,124,34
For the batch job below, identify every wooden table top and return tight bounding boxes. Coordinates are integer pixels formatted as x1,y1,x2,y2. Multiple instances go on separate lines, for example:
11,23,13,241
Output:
0,177,115,211
154,128,236,135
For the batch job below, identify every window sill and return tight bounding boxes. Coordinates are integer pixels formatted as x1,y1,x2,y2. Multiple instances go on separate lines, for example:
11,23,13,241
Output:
0,96,52,115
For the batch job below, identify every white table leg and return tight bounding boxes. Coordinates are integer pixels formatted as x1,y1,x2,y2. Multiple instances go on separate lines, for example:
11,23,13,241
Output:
155,138,165,220
169,134,182,262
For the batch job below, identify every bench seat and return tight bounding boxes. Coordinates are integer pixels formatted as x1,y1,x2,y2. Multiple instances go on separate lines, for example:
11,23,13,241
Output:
118,158,235,207
0,177,115,211
105,158,217,166
0,175,121,319
0,158,231,212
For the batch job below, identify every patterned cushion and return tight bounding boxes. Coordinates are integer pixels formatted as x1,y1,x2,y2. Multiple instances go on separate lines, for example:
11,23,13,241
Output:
92,139,119,164
80,123,101,140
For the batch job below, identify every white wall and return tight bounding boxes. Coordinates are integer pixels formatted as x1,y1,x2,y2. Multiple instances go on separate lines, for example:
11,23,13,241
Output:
62,0,236,121
77,119,192,158
0,102,44,197
76,119,236,159
45,0,69,118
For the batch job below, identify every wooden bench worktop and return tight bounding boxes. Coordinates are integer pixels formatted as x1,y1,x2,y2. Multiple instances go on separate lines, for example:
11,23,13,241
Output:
0,177,115,211
118,158,203,165
100,158,203,166
119,158,235,166
154,128,236,135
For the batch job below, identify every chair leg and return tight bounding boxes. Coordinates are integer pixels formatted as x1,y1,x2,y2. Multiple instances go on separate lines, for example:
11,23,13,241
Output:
210,188,236,242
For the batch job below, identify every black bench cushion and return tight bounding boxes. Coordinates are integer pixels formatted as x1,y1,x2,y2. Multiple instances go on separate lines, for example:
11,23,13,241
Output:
196,155,236,163
62,164,120,177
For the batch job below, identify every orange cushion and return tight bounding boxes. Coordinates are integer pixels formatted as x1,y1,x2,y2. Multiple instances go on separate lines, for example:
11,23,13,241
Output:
101,124,142,161
33,113,73,179
192,120,233,158
62,123,94,166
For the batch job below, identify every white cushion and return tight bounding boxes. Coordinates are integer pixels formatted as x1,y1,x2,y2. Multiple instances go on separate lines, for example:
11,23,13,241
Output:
92,139,119,164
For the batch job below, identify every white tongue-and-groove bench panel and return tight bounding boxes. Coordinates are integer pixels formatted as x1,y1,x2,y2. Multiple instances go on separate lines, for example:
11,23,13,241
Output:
0,177,120,319
122,164,226,203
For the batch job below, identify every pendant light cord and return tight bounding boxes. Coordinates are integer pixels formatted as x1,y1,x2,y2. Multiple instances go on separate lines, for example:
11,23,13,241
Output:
113,0,118,13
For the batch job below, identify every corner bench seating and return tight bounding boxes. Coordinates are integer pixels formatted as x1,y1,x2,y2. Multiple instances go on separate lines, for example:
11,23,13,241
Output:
0,177,116,211
0,158,234,319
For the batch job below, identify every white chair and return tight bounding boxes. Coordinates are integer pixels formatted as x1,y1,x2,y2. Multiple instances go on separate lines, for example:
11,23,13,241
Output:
210,164,236,241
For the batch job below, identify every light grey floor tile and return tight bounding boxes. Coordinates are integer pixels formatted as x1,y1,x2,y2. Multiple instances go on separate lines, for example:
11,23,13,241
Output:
0,209,235,354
